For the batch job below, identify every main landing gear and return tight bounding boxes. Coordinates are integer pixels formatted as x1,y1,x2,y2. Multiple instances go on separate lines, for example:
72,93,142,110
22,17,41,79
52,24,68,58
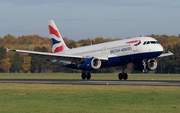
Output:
81,65,129,80
118,73,128,80
81,72,91,80
118,65,128,80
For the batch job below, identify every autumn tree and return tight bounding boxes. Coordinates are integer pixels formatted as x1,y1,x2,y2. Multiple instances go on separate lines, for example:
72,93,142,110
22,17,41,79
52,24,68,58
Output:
22,56,31,73
63,37,76,48
10,53,23,73
2,34,180,73
30,46,51,73
0,46,6,72
0,46,6,61
0,58,11,73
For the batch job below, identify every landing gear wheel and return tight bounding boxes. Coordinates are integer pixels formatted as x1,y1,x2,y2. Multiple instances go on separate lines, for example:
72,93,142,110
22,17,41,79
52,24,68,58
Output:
123,73,128,80
81,72,91,80
118,73,123,80
87,72,91,80
81,73,86,80
118,73,128,80
143,69,148,73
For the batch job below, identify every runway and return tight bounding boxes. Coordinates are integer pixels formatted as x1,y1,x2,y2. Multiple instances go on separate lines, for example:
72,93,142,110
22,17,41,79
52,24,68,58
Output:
0,79,180,86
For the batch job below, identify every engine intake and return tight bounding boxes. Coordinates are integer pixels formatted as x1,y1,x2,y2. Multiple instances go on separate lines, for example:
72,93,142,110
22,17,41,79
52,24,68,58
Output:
147,59,157,70
78,57,101,70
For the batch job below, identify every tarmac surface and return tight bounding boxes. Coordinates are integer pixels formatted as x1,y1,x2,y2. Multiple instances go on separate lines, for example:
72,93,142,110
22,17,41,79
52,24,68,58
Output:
0,79,180,86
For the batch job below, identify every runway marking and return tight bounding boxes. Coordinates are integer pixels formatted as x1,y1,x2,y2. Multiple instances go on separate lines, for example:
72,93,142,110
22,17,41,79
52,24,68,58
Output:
0,79,180,86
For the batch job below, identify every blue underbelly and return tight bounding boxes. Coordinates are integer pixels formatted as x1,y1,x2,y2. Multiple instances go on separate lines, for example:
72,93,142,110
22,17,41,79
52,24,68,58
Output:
65,51,162,70
101,51,162,68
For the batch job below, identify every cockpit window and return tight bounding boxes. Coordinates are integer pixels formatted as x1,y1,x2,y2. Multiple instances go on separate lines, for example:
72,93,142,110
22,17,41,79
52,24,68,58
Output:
156,41,160,44
143,41,160,45
150,41,156,44
143,42,146,45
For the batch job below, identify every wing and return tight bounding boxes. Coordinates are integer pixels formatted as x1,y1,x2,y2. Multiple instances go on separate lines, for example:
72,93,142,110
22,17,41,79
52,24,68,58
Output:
9,49,108,62
158,51,173,57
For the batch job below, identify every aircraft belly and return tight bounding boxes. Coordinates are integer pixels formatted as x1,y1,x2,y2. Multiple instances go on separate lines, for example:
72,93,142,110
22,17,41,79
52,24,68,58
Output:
60,51,162,70
101,51,162,68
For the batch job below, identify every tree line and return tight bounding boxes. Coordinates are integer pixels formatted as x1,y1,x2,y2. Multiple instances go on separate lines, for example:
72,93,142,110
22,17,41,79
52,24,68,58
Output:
0,34,180,73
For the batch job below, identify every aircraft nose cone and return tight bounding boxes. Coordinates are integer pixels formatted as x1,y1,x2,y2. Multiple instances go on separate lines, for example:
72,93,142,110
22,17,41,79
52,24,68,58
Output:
160,44,163,52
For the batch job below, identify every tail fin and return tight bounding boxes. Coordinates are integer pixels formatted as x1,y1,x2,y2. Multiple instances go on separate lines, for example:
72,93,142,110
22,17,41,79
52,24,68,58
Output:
48,20,69,53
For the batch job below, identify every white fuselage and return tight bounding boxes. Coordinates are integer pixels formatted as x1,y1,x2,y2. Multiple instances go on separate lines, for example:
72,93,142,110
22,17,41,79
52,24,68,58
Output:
53,36,163,68
59,37,163,58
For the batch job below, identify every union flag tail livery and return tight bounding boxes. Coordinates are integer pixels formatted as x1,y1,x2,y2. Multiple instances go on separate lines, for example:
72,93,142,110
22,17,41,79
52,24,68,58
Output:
48,20,69,53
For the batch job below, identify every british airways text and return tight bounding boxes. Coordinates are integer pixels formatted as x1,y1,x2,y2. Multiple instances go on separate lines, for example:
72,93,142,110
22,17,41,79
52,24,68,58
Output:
110,46,132,54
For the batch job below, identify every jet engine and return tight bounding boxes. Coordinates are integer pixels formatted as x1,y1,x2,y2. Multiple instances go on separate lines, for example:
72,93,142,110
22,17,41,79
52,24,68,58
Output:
134,59,157,72
146,59,157,70
77,57,101,70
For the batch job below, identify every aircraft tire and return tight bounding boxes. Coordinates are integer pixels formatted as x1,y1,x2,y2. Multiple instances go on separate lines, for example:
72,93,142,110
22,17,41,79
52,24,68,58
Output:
123,73,128,80
118,73,128,80
81,73,86,80
118,73,123,80
87,72,91,80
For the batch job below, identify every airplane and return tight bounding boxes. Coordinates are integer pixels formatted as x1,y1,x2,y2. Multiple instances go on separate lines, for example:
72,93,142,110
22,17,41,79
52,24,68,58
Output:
8,20,173,80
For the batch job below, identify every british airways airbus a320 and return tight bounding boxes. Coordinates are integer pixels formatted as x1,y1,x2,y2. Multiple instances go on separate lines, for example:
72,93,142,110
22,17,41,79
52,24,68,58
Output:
8,20,173,80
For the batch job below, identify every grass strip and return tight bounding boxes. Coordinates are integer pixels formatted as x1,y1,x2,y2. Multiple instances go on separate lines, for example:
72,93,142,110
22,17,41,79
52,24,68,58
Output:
0,84,179,113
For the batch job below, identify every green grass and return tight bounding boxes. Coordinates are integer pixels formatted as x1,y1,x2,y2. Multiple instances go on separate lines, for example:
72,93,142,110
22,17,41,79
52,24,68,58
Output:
0,73,180,80
0,84,179,113
0,73,179,113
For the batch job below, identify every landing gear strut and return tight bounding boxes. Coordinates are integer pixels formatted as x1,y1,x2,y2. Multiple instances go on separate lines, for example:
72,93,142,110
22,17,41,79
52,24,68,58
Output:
118,65,128,80
81,72,91,80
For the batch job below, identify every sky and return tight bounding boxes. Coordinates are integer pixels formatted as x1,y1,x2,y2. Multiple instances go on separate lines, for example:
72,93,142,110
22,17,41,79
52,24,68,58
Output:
0,0,180,40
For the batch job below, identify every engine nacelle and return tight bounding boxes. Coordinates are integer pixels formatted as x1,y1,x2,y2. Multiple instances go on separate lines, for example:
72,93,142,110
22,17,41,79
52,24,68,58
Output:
134,59,157,72
147,59,157,70
77,57,101,70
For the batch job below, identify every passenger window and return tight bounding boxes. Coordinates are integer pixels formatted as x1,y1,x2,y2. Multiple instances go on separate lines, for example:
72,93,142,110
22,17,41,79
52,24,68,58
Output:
147,41,150,44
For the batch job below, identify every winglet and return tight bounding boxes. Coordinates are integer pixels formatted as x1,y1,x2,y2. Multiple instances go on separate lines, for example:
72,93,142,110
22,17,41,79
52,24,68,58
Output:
6,47,9,53
6,48,16,53
158,51,173,57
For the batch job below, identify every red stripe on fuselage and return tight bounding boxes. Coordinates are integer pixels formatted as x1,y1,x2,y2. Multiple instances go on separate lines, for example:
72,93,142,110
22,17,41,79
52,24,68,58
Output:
48,25,60,38
126,40,140,44
54,46,64,53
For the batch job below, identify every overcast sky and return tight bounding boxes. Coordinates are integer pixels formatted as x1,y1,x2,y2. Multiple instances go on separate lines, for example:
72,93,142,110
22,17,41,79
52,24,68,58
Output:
0,0,180,40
